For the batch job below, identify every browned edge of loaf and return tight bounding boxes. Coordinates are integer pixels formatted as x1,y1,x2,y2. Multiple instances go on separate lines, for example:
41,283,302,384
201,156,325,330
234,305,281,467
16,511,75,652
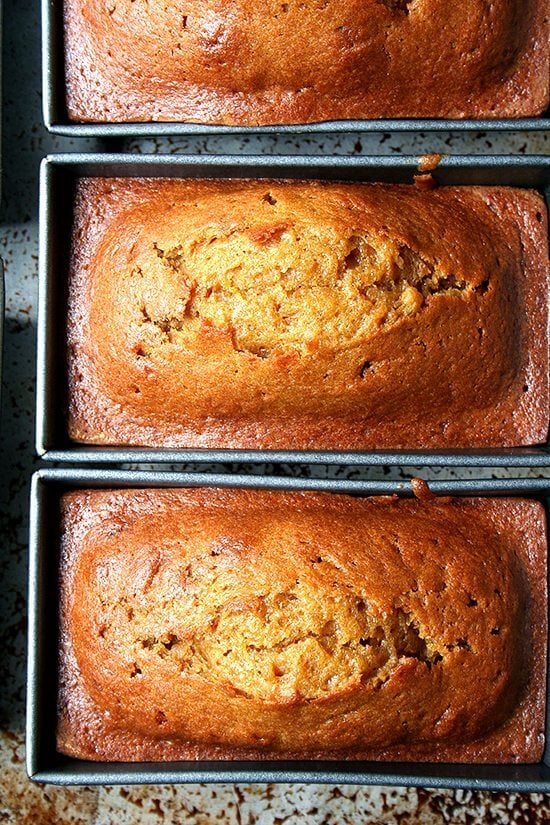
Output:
65,178,550,449
56,490,548,764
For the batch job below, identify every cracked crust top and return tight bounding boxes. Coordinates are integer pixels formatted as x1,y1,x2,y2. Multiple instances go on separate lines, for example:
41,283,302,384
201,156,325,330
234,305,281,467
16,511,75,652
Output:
57,488,547,763
66,178,549,450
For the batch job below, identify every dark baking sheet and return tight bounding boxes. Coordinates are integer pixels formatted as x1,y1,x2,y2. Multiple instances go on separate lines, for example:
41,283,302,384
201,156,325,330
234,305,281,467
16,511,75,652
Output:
42,0,550,136
26,469,550,788
37,153,550,466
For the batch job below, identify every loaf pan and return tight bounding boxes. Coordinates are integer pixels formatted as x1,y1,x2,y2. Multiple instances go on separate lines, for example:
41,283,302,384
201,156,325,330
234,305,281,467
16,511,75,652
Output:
37,153,550,466
0,259,4,397
42,1,550,136
27,470,550,789
0,259,4,409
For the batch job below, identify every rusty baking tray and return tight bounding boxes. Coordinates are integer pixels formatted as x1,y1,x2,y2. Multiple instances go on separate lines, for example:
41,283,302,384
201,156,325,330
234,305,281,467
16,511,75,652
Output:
26,469,550,788
37,153,550,466
42,0,550,136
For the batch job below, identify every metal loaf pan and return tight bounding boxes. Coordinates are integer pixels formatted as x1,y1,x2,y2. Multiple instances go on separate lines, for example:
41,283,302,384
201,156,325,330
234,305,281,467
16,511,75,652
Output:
37,153,550,466
42,0,550,136
0,259,4,403
27,470,550,788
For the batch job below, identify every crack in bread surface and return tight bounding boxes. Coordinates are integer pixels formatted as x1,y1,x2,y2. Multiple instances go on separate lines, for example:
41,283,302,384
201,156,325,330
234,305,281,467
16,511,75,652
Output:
134,226,473,358
98,576,444,703
376,0,412,13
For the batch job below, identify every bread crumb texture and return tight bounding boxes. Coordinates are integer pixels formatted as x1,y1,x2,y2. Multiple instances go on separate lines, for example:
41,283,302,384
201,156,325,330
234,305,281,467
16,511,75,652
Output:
141,222,471,358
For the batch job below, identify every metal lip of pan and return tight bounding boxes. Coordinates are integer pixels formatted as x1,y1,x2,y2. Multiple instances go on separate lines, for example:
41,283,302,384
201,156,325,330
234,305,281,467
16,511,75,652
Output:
0,259,4,407
37,153,550,466
26,469,550,788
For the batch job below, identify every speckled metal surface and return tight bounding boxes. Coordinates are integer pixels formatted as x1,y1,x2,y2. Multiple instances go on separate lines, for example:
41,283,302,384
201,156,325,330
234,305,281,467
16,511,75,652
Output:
0,0,549,821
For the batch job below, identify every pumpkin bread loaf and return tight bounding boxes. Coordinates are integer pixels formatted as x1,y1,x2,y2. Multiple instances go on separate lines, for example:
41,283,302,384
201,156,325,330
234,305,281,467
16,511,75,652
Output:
57,488,547,763
63,1,549,123
66,178,549,450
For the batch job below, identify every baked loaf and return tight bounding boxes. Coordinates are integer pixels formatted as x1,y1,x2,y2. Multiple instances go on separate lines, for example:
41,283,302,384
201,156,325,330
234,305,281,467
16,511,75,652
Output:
57,488,547,763
63,1,549,123
66,178,549,450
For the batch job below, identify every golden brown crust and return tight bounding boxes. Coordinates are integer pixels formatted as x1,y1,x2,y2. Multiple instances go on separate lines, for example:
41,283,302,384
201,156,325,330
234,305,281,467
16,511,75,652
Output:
63,1,549,123
57,489,547,763
66,178,549,450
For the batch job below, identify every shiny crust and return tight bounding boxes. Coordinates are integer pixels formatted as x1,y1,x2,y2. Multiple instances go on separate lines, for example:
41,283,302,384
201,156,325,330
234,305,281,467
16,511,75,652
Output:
63,1,549,123
57,490,547,763
66,178,549,450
